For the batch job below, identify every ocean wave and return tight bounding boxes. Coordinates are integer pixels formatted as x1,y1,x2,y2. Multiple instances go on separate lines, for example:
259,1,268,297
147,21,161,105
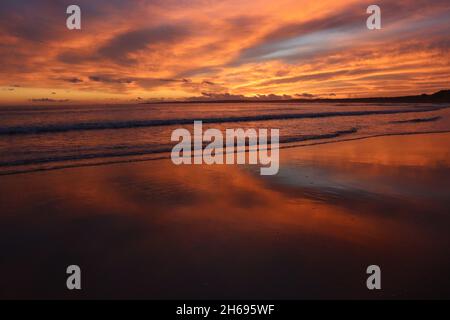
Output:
390,116,442,124
0,127,358,170
0,106,446,136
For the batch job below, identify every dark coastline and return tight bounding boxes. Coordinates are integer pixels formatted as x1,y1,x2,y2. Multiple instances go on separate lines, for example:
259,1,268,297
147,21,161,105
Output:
143,89,450,104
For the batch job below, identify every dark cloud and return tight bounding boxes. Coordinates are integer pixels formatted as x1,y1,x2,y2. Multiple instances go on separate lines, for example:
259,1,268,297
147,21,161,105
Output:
184,92,294,101
194,92,246,100
296,93,316,98
87,75,200,91
89,75,134,84
97,24,191,65
253,94,293,100
56,23,193,66
57,77,84,83
30,98,70,102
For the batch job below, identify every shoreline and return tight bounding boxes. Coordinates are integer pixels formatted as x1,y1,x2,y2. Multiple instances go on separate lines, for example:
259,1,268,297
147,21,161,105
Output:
2,130,450,177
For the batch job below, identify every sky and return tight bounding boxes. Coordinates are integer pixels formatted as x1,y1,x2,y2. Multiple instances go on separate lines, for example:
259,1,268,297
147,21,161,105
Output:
0,0,449,104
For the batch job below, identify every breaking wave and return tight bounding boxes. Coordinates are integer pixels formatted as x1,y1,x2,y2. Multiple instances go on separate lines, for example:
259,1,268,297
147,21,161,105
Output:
0,106,445,136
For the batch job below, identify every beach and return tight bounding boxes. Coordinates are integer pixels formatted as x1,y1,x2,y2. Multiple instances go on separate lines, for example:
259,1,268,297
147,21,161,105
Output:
2,0,450,305
1,131,450,299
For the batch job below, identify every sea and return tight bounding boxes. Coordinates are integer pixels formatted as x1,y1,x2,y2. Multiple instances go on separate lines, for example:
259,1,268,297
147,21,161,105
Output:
1,102,449,175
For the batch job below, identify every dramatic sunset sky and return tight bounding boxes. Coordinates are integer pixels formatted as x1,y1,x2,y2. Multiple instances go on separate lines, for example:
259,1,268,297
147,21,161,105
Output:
0,0,449,104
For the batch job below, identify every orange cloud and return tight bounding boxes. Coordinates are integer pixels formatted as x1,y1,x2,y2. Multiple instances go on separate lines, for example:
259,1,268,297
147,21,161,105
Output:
0,0,449,104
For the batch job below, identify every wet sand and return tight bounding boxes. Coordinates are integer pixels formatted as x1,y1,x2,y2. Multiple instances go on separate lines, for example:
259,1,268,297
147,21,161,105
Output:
1,132,450,299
